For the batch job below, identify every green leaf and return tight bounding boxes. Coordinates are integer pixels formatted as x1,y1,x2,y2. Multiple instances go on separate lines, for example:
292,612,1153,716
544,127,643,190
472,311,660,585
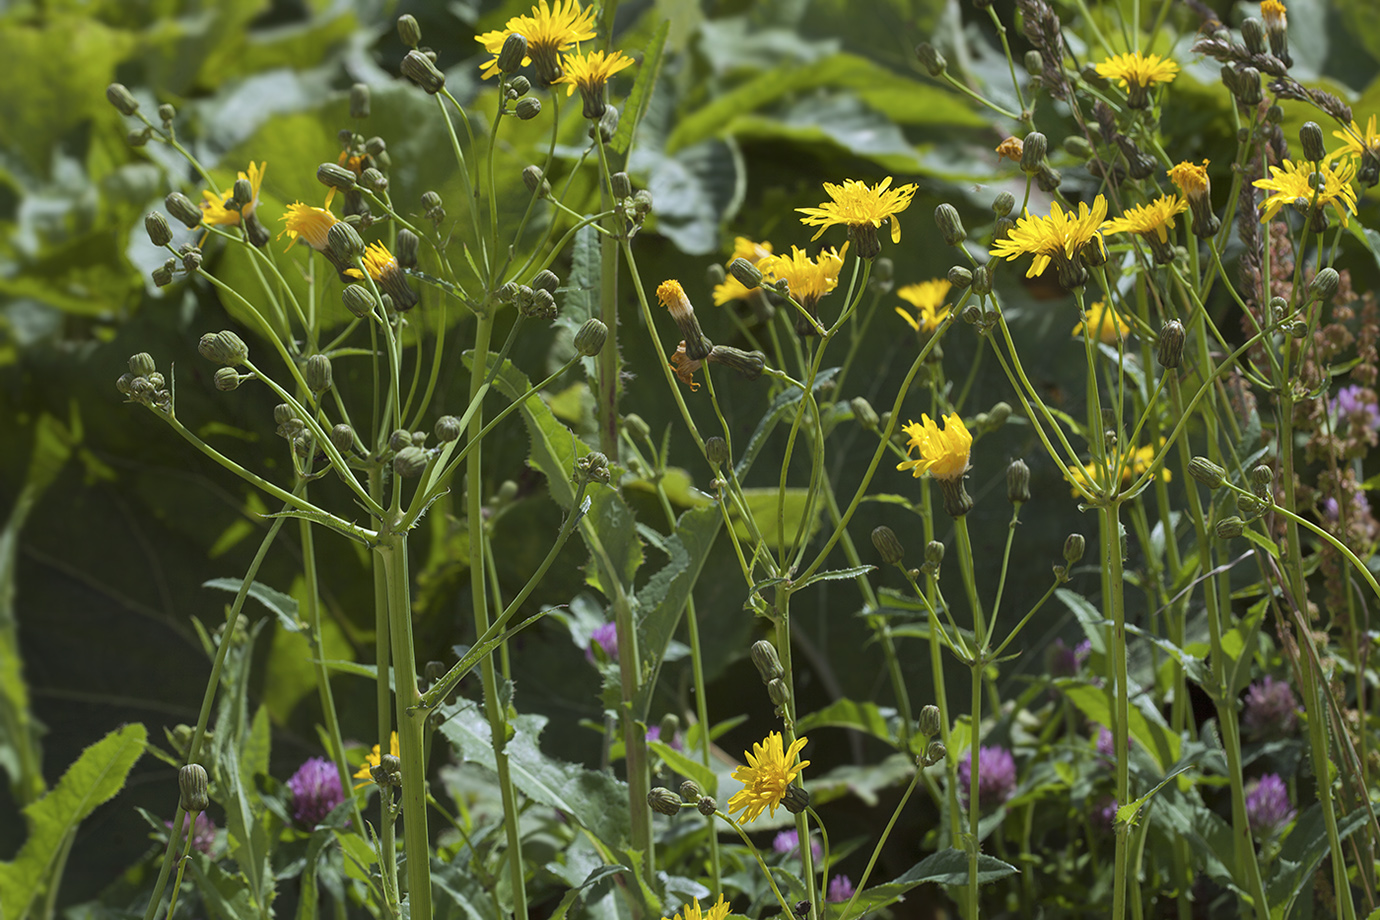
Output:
793,565,874,591
204,578,301,631
1057,680,1181,772
1056,588,1107,656
1124,623,1211,689
439,706,630,850
1115,762,1195,826
728,488,824,549
611,20,670,156
294,829,335,920
189,859,260,920
837,847,1016,914
1266,803,1371,919
796,698,895,744
553,225,602,379
0,723,146,920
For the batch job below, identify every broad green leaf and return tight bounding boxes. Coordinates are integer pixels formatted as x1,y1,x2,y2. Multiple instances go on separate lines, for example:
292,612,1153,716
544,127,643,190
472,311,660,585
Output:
204,577,301,631
440,706,630,850
1265,804,1370,919
611,20,670,156
553,225,602,381
1124,623,1211,689
836,847,1016,915
728,489,823,549
796,698,895,744
727,98,923,173
1056,588,1107,656
638,139,744,255
0,723,146,920
648,741,717,796
1058,680,1181,771
189,859,260,920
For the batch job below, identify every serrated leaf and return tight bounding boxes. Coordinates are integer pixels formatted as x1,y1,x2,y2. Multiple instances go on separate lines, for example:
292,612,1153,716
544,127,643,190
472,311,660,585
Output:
204,577,301,631
0,723,146,919
1265,803,1370,918
1057,680,1181,772
795,698,894,744
611,20,669,156
793,565,874,591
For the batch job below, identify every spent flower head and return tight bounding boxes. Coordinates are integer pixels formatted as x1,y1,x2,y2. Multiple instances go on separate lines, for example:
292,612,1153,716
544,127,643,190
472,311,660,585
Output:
796,177,917,259
727,731,810,824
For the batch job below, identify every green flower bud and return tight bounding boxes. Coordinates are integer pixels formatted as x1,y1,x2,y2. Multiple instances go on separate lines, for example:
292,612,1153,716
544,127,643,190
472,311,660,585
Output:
342,284,376,318
729,257,763,289
925,540,945,568
425,416,457,445
373,754,402,787
498,33,529,74
946,265,973,291
1020,132,1047,175
1063,533,1086,565
127,127,153,147
647,786,682,816
389,428,412,452
152,263,175,287
781,785,810,814
145,212,173,247
697,795,717,816
1241,17,1267,55
1309,267,1339,303
934,203,966,246
918,704,943,738
708,345,765,381
165,192,203,229
531,269,559,293
1036,164,1063,193
1187,456,1225,489
971,264,993,296
1236,68,1262,107
1250,464,1274,489
1215,516,1244,539
1007,458,1031,504
331,424,354,452
128,353,157,377
154,103,173,125
593,105,619,142
106,83,139,116
577,451,610,484
397,13,421,47
523,165,551,198
350,83,371,119
1063,135,1094,159
679,779,702,802
1023,51,1043,76
871,525,904,565
750,640,783,683
610,171,632,199
394,228,419,270
850,396,879,429
1157,319,1185,369
199,330,248,366
992,191,1015,218
916,42,947,77
575,318,608,357
1299,121,1325,162
510,75,531,96
179,763,209,813
659,713,680,741
705,436,730,466
923,740,947,767
317,161,357,191
213,366,242,391
326,221,365,264
394,446,429,477
515,97,542,120
402,49,446,94
304,354,333,393
116,372,136,395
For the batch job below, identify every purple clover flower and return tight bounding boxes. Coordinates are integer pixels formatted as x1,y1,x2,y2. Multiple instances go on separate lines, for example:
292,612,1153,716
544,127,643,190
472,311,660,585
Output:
772,829,823,862
166,812,216,855
287,756,345,828
1246,774,1295,838
1242,676,1299,741
827,875,855,903
585,622,619,664
956,745,1017,809
1094,727,1133,761
1095,797,1118,832
1331,385,1380,430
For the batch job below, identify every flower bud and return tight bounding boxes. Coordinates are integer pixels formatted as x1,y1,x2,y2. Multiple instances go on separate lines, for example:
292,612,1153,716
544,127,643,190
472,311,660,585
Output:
751,640,783,683
128,353,156,378
1063,533,1086,566
433,415,462,443
498,33,529,74
1024,50,1043,75
1006,458,1031,504
1020,132,1047,174
659,713,680,741
577,451,611,484
729,257,763,289
116,373,135,395
152,263,175,287
971,264,993,296
181,247,203,274
925,540,945,567
648,787,682,816
327,221,365,264
144,211,173,247
402,49,446,94
1063,135,1094,159
373,754,402,787
179,764,209,813
1309,267,1339,303
304,354,333,393
199,330,249,366
679,780,702,802
934,203,966,246
523,165,551,198
609,171,632,199
127,127,153,147
697,795,717,816
106,83,140,116
1185,456,1224,489
342,284,376,318
911,706,940,741
850,397,879,430
1215,516,1244,539
531,269,559,293
708,345,765,380
331,424,354,452
1036,164,1062,193
397,13,421,47
388,428,412,452
940,266,971,293
394,446,429,477
165,192,203,229
1300,122,1325,162
575,318,608,356
923,740,947,767
213,367,242,392
1157,319,1185,369
992,191,1015,218
347,82,371,118
916,42,946,77
1236,68,1262,107
516,97,542,120
782,785,810,814
1250,463,1273,489
510,75,531,96
871,525,904,565
1241,17,1267,55
317,161,357,191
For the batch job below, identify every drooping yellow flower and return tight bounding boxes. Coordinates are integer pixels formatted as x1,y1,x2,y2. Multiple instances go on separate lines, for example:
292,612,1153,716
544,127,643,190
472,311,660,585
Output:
1072,301,1131,344
555,49,634,118
1095,51,1179,107
1101,195,1187,263
200,161,266,226
475,0,597,82
896,413,971,481
727,732,810,824
280,202,340,251
664,895,731,920
895,279,952,333
353,731,400,788
989,195,1108,288
658,280,711,359
1252,157,1358,227
796,177,917,259
759,244,847,335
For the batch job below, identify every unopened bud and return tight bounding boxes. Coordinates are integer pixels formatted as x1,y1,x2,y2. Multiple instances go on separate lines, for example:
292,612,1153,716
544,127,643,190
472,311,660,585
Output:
1007,458,1031,504
331,424,354,452
934,203,966,246
850,397,879,429
389,429,412,452
1299,121,1325,163
431,415,460,443
1063,533,1085,566
782,785,810,814
1186,456,1224,489
575,318,608,356
199,330,249,366
916,705,943,739
708,345,765,380
916,42,947,76
145,212,173,247
523,165,551,198
394,446,429,477
165,192,203,229
1250,464,1273,489
397,13,421,47
1157,319,1185,369
342,284,376,318
152,263,175,287
1036,164,1062,193
705,436,730,466
304,354,333,393
697,795,717,816
326,221,365,263
871,526,904,565
947,265,973,291
1063,135,1094,159
925,540,945,566
515,96,542,120
318,162,357,191
577,451,610,484
751,640,783,683
181,247,203,274
1024,51,1043,75
992,191,1015,218
923,740,947,767
1021,132,1047,174
510,75,531,96
679,780,702,802
179,764,209,813
214,367,242,392
648,787,682,816
106,83,139,116
729,257,763,289
498,33,528,74
1309,267,1339,303
401,50,446,93
395,228,419,270
1215,516,1244,539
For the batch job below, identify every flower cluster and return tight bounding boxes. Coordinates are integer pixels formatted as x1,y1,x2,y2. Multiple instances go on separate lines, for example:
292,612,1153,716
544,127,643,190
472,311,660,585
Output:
287,757,346,828
957,745,1017,810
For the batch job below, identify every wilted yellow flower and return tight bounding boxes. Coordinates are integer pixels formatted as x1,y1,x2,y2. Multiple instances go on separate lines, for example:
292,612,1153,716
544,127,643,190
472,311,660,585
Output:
475,0,597,82
989,196,1108,288
995,137,1024,162
1072,301,1131,344
669,341,703,390
796,177,917,258
895,279,952,333
1253,157,1358,226
727,732,810,824
1095,51,1178,107
353,731,400,788
897,412,971,481
200,161,266,226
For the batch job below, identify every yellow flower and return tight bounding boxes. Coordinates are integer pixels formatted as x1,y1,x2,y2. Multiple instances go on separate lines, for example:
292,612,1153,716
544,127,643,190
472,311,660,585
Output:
353,732,400,788
1252,157,1358,227
200,161,266,226
1332,115,1380,163
796,177,917,259
730,237,773,266
1168,160,1210,198
657,279,693,320
475,0,597,82
347,242,419,310
895,279,952,333
664,895,731,920
896,412,971,481
760,245,846,310
989,196,1108,288
712,274,755,306
280,202,339,251
555,49,633,118
1101,195,1187,264
713,238,774,304
1068,444,1170,496
1094,51,1178,107
727,732,810,824
1072,301,1131,344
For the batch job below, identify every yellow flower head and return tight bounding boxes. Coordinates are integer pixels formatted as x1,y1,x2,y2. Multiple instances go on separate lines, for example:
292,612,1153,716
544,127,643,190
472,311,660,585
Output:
353,731,400,788
989,195,1108,287
1252,157,1359,227
1102,195,1187,244
896,412,972,481
280,202,340,251
712,273,755,306
657,279,694,321
201,161,266,227
760,244,847,310
1073,301,1131,344
1095,51,1178,106
475,0,597,82
1168,160,1210,199
727,732,810,824
995,137,1024,163
1261,0,1287,29
1068,444,1170,496
1332,115,1380,163
664,895,731,920
555,49,634,117
796,177,917,259
896,279,952,333
730,237,774,266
